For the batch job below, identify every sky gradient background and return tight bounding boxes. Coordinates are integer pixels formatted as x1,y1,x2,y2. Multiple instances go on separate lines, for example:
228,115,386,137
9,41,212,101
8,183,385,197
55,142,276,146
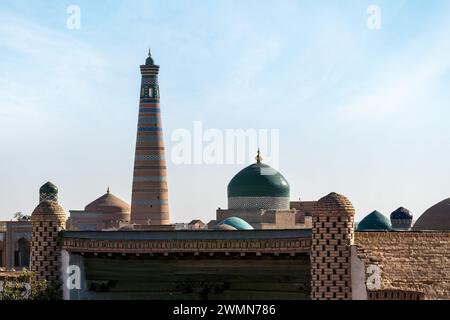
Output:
1,0,450,223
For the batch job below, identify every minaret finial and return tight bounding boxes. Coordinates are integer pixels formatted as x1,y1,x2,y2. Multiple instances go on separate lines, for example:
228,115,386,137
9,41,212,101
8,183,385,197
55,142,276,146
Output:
145,48,155,65
255,148,262,164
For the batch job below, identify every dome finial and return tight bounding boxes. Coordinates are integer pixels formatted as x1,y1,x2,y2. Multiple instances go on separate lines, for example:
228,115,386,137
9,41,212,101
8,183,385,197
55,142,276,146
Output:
107,186,110,194
145,48,155,65
255,148,263,164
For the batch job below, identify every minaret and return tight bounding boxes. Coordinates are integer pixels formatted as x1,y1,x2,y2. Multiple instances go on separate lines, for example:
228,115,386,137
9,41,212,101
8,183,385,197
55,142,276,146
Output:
311,192,355,300
130,50,170,225
31,182,66,283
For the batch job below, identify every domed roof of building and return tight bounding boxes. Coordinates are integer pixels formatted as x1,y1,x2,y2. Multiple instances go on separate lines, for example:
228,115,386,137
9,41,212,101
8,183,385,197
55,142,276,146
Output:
118,224,135,231
391,207,413,220
213,223,238,231
357,211,392,231
85,188,130,214
39,181,58,202
32,182,66,222
227,150,289,198
413,198,450,231
40,181,58,195
217,217,254,230
32,200,65,217
316,192,355,215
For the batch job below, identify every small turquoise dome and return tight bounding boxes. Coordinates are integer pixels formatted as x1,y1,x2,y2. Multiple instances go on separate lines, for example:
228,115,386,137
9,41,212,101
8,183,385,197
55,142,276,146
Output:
213,223,237,231
357,211,392,231
220,217,254,230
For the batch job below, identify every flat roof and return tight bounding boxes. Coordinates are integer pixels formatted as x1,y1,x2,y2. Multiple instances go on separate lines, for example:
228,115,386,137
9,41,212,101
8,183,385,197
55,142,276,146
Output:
62,229,312,241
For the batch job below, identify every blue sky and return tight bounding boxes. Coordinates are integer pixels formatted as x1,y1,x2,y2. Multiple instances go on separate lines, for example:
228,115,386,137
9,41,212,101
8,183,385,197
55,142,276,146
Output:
1,0,450,223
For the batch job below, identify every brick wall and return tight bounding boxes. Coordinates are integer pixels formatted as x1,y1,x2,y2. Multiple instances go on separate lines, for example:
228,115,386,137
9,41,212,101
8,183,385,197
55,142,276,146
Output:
355,231,450,300
31,201,66,283
311,193,355,300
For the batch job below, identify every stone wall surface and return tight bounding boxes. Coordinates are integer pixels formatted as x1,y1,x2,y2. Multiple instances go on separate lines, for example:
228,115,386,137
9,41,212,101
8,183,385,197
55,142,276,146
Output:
355,231,450,300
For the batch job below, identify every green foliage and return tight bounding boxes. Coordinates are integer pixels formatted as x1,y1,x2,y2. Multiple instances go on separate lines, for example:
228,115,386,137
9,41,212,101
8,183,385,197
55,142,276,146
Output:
0,269,62,300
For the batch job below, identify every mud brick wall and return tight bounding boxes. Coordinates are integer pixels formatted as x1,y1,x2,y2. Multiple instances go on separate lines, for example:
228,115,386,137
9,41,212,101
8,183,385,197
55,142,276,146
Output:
355,231,450,299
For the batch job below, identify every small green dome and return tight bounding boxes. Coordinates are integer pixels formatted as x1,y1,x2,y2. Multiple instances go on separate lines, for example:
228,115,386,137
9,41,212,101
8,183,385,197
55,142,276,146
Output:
220,217,254,230
357,211,392,231
227,163,290,198
39,181,58,203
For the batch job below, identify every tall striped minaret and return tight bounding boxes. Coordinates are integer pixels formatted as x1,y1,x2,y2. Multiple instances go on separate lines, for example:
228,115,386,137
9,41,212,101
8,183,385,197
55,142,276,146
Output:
130,50,169,225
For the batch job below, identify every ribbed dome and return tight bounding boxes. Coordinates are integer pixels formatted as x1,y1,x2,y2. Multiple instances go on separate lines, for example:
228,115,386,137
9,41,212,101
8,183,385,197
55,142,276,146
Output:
32,182,65,221
390,207,413,230
357,211,392,231
39,181,58,202
413,198,450,231
391,207,413,220
215,217,254,230
118,224,135,231
228,163,289,198
85,190,130,214
32,201,65,217
316,192,355,216
213,223,237,231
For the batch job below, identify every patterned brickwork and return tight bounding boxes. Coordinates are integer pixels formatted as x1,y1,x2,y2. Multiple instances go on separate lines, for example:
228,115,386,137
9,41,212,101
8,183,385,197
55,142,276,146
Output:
368,289,425,300
228,196,290,210
311,192,355,300
31,194,66,283
130,52,169,225
355,231,450,299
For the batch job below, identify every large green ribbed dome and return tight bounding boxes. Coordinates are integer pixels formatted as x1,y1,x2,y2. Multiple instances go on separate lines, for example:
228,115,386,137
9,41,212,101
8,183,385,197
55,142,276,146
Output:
227,162,290,198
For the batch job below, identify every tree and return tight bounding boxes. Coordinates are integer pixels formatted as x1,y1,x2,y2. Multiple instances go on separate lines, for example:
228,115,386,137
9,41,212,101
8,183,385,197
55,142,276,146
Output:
13,212,31,222
0,269,62,300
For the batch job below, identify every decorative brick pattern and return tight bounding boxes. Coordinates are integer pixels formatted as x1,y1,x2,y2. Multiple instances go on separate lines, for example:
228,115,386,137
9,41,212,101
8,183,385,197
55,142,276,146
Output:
31,200,66,283
311,192,355,300
130,54,170,225
228,196,290,210
62,236,312,254
368,289,425,300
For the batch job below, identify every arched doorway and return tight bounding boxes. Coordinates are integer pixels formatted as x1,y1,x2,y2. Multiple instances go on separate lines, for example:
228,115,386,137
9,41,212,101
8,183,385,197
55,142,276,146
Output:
15,237,30,268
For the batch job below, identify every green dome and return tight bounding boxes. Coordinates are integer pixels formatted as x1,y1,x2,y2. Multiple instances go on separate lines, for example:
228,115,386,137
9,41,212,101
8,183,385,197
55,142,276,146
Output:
220,217,254,230
39,181,58,203
357,211,392,231
227,163,290,198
